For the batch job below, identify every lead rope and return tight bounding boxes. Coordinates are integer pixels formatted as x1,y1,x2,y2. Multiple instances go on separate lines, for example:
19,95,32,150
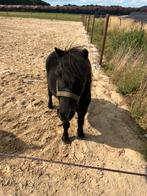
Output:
0,153,147,177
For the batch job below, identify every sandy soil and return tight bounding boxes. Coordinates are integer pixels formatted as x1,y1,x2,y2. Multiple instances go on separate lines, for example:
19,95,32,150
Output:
0,17,147,196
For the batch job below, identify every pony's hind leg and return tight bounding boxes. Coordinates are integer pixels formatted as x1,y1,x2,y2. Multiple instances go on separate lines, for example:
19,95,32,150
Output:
62,122,70,144
48,88,53,109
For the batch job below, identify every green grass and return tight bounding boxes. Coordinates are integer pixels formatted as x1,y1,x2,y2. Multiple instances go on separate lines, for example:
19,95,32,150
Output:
90,18,147,60
0,11,81,21
89,17,147,94
106,29,147,60
91,18,105,53
116,68,144,95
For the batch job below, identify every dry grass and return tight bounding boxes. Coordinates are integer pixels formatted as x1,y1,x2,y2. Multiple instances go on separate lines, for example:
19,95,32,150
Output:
87,16,147,158
108,47,147,130
131,77,147,129
109,16,147,32
96,16,147,130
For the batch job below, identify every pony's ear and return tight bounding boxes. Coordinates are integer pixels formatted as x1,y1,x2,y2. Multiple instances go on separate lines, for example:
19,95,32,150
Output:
55,47,65,58
81,49,88,59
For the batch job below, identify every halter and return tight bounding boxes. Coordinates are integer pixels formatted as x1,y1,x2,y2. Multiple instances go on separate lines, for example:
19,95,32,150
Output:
56,80,83,102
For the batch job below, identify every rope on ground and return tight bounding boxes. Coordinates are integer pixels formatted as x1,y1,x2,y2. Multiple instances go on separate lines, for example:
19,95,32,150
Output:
0,153,147,177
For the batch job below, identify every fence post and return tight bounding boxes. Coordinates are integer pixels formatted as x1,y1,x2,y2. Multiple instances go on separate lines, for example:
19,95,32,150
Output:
87,15,91,32
99,14,110,66
109,17,111,26
81,15,83,23
120,17,122,26
6,9,9,16
83,15,85,25
83,15,85,26
85,15,87,30
90,15,95,43
87,15,90,32
141,20,143,30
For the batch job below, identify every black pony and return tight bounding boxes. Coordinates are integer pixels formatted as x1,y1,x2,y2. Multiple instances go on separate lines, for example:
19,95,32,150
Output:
46,47,91,143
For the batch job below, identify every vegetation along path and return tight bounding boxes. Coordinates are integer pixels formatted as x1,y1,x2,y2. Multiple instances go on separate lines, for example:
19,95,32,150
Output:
0,17,147,196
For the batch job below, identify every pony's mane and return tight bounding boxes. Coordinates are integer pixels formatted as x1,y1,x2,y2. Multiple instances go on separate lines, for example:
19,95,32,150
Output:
65,46,85,53
60,46,90,82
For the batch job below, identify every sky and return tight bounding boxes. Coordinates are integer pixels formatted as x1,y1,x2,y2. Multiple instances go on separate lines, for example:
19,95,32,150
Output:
45,0,147,7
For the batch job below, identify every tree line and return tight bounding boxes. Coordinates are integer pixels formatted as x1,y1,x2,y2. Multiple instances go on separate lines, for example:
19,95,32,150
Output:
0,4,146,15
0,0,49,5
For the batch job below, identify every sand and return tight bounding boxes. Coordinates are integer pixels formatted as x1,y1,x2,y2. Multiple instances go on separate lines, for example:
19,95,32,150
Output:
0,17,147,196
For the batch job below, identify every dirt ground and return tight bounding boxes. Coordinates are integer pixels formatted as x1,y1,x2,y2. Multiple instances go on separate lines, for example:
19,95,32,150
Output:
0,17,147,196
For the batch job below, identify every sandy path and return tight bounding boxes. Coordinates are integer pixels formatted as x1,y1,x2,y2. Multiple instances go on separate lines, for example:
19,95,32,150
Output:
0,17,146,196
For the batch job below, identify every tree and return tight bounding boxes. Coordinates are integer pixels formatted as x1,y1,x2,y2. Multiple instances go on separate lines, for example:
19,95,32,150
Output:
0,0,50,5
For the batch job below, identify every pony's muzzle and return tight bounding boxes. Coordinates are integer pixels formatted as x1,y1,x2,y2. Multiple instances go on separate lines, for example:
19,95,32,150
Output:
58,111,75,122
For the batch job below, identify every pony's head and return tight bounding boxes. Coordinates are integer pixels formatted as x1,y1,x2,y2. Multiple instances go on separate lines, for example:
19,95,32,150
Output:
55,47,90,122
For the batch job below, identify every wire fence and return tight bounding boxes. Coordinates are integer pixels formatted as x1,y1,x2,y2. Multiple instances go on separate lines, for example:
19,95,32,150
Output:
81,14,146,66
0,153,147,177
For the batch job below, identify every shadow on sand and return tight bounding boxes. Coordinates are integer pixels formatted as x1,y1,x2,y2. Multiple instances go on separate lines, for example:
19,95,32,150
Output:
0,130,40,159
74,98,145,155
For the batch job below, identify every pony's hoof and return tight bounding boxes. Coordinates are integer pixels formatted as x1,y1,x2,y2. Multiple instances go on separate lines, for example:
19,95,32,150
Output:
77,132,85,139
62,135,70,144
48,103,53,109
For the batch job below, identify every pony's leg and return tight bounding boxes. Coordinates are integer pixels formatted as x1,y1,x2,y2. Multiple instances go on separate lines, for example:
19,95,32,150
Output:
62,122,70,143
48,88,53,109
77,107,88,138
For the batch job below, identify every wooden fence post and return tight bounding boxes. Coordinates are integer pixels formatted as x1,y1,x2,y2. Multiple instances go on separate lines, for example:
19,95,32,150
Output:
85,15,87,29
120,17,122,26
84,15,86,28
109,17,111,26
87,15,90,32
99,14,110,66
81,15,83,23
83,15,85,26
5,9,8,16
90,15,95,43
83,15,86,26
141,20,143,30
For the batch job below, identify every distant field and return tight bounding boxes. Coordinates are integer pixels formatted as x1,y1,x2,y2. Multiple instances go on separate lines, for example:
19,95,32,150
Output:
109,16,147,31
0,11,81,21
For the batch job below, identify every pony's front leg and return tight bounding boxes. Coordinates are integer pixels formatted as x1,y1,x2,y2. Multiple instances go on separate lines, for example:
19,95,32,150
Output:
62,122,70,143
48,88,53,109
77,108,88,139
